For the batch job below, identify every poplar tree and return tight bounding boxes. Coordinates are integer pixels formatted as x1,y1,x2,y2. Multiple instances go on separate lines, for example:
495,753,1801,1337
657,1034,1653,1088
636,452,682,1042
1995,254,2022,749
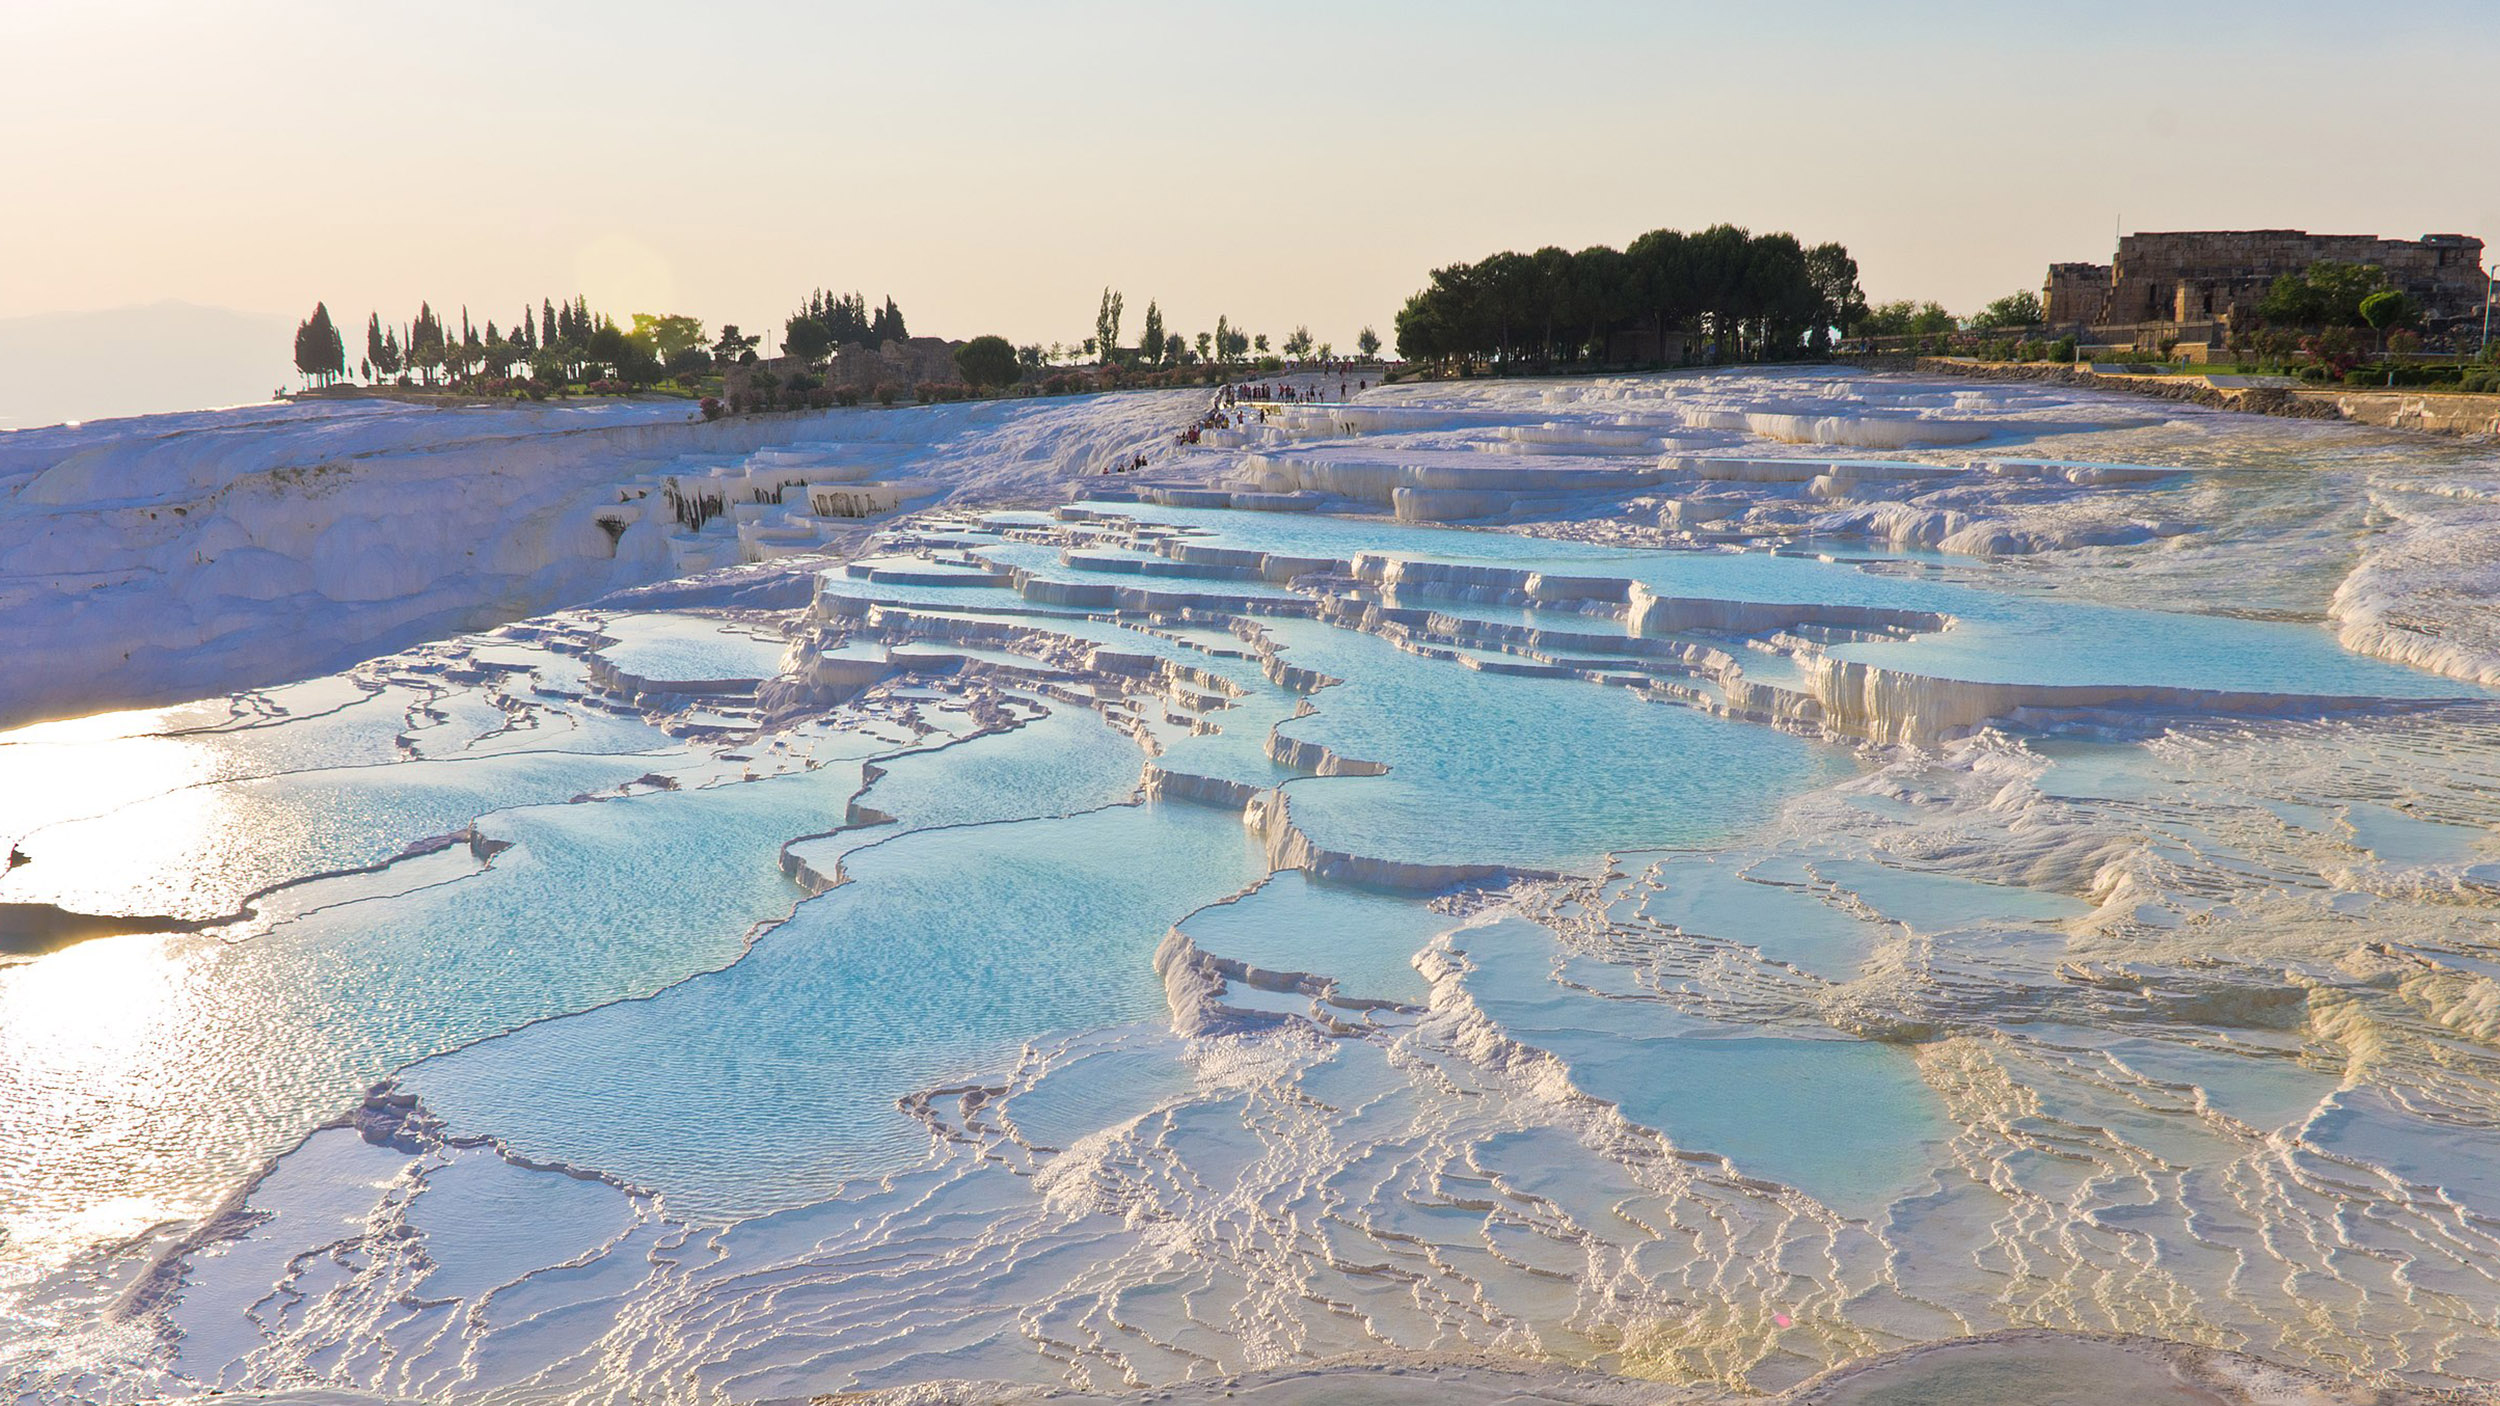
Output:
1139,300,1165,364
1096,288,1123,362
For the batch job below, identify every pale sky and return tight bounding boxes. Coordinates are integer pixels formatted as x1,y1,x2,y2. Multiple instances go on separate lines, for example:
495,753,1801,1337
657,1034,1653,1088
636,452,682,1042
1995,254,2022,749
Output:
5,0,2497,359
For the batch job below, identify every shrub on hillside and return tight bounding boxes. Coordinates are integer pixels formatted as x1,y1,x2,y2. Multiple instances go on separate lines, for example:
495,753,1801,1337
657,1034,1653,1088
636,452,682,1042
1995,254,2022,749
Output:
953,334,1020,390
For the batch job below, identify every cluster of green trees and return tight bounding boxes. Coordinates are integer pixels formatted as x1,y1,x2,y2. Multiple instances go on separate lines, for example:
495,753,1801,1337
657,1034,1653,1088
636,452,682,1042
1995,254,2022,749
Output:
296,290,735,387
1831,291,2039,343
297,294,741,392
2258,261,2417,336
1964,290,2044,331
306,269,1409,405
1059,289,1375,371
1845,292,2075,361
1391,226,1866,371
783,290,908,361
1855,300,1958,339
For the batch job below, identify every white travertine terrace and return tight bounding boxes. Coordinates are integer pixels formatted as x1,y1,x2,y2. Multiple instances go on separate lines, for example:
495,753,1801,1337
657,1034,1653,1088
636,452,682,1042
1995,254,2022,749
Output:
0,391,1193,728
6,367,2500,1406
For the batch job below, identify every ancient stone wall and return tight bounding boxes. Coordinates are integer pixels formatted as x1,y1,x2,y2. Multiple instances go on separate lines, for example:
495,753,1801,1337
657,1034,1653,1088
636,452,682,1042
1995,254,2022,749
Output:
827,337,965,390
2042,263,2111,326
2044,230,2487,334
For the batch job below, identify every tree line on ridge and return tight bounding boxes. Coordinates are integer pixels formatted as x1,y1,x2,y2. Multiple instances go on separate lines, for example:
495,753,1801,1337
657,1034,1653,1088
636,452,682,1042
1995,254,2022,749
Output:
1393,225,1870,371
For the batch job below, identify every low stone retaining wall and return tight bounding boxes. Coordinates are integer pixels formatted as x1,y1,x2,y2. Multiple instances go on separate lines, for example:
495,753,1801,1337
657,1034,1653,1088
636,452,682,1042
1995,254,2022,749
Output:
2317,388,2500,437
1889,356,2499,439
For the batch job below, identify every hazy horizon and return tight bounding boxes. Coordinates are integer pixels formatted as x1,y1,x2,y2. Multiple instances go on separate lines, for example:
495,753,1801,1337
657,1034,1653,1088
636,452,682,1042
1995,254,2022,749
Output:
4,0,2497,423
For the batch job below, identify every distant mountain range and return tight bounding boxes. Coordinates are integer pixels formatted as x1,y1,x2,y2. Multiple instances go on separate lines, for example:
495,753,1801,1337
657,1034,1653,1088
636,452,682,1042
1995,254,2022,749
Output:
0,301,291,430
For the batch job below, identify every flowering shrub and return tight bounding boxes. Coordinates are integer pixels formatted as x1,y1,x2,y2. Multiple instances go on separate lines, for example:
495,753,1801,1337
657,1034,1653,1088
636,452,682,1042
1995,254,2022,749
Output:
2300,327,2361,376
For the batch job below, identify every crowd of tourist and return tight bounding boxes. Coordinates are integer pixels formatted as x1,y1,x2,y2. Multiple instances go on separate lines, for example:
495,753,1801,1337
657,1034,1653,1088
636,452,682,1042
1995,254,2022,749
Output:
1100,369,1376,471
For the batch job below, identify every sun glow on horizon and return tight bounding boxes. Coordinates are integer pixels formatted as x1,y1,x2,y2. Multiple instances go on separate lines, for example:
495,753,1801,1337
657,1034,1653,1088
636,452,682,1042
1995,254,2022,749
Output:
573,234,680,332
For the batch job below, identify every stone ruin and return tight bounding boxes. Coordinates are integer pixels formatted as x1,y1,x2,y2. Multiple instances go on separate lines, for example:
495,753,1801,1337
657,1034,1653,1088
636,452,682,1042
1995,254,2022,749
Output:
2040,229,2488,355
825,336,965,391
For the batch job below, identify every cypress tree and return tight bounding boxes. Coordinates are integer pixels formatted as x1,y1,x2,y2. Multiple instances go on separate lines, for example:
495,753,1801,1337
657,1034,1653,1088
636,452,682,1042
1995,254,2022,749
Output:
298,302,344,385
292,312,318,384
410,303,445,385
